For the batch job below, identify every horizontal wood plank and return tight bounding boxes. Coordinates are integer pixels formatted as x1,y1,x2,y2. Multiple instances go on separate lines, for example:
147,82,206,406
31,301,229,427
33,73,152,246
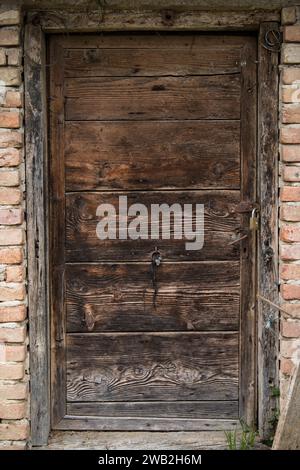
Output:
67,401,238,419
60,34,255,50
65,75,240,120
65,121,240,191
67,332,239,401
64,46,243,77
66,191,242,262
67,288,240,333
55,416,239,432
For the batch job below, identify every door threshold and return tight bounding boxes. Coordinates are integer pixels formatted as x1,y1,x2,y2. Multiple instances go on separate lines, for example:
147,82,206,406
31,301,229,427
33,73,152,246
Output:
34,431,228,450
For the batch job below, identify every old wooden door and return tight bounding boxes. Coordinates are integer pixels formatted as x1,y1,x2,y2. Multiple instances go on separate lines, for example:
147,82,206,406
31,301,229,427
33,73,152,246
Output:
49,33,257,430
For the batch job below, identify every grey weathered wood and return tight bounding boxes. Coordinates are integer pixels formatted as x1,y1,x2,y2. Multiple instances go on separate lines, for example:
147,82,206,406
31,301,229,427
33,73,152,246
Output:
39,429,229,450
257,22,280,439
55,416,239,432
27,9,279,32
67,401,239,419
239,37,257,426
24,23,50,446
273,363,300,450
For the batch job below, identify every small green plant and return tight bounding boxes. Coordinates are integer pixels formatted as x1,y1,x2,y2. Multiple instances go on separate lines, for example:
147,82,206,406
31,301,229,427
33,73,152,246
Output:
225,420,257,450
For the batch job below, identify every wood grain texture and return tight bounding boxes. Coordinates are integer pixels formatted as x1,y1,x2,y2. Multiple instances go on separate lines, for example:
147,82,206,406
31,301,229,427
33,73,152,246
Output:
25,23,50,447
65,75,240,121
67,332,239,401
28,9,280,33
49,36,67,427
65,121,240,191
67,288,240,333
65,191,242,262
257,22,279,439
64,46,242,77
67,401,238,419
239,36,257,426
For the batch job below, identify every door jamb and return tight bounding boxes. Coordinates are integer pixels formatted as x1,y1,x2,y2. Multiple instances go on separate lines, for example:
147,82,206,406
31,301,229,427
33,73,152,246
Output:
24,13,279,446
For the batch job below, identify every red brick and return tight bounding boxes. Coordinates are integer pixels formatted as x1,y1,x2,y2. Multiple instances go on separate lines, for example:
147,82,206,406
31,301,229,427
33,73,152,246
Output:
281,303,300,319
282,68,300,85
282,44,300,64
281,127,300,144
281,204,300,221
281,320,300,337
284,25,300,42
0,305,26,322
3,91,22,108
0,148,20,167
6,48,21,66
282,7,297,25
281,243,300,260
280,338,300,357
283,165,300,181
0,228,23,245
0,383,27,400
0,27,19,46
0,442,27,450
0,247,23,264
0,402,26,420
281,87,300,103
282,104,300,123
281,186,300,201
281,145,300,162
0,208,22,225
0,111,20,128
0,8,20,26
0,284,25,301
280,358,295,375
0,170,19,186
281,263,300,280
6,265,24,282
0,363,24,380
0,422,29,440
0,344,26,362
0,187,21,204
0,325,26,342
281,284,300,300
0,130,22,148
281,225,300,242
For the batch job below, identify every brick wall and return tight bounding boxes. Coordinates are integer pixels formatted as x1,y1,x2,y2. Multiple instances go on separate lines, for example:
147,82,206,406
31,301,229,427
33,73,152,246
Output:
280,6,300,408
0,5,28,449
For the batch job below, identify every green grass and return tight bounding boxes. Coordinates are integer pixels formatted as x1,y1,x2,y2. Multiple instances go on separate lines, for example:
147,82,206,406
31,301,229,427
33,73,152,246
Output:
225,420,258,450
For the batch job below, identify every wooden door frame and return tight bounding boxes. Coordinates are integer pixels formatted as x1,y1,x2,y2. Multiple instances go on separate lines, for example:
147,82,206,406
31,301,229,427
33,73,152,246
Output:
24,10,279,446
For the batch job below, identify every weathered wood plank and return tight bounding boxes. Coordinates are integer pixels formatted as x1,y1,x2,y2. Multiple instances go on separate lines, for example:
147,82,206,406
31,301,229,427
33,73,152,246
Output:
67,400,239,419
24,22,50,447
67,332,239,401
56,416,239,431
239,36,257,425
64,46,242,77
65,75,240,120
67,289,240,332
257,22,279,439
65,121,240,191
273,363,300,450
41,429,229,450
65,191,242,262
27,9,280,33
49,36,67,427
